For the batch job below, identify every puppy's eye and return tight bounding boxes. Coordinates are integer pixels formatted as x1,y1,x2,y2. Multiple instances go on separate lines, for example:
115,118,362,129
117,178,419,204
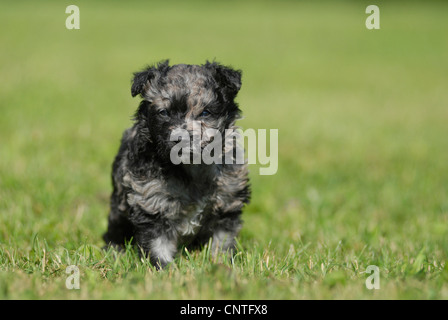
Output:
200,110,211,117
159,109,169,117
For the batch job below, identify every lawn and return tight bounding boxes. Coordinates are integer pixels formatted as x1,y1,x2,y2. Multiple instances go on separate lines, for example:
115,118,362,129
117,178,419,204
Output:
0,0,447,299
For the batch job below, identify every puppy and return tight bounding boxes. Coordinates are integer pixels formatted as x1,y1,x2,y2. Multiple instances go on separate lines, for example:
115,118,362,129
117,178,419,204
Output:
103,60,250,269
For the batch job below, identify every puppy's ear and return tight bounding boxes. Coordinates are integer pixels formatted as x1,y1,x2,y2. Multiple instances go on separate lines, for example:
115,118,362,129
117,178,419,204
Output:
205,61,242,100
131,60,170,97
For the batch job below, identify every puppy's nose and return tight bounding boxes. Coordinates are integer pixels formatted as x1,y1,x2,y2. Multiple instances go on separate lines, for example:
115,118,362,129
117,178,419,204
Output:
172,135,183,142
185,120,202,134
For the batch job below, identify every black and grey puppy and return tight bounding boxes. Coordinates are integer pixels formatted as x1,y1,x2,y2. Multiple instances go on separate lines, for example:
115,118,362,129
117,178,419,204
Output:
103,60,250,269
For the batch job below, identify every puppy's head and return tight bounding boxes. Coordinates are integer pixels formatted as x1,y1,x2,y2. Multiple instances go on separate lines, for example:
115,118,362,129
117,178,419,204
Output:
130,60,242,163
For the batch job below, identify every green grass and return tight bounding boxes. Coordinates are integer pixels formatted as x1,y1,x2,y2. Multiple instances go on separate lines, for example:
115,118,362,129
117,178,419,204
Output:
1,0,448,299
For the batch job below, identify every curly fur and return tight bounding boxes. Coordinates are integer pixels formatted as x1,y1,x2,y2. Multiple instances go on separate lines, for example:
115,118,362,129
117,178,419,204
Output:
103,60,250,269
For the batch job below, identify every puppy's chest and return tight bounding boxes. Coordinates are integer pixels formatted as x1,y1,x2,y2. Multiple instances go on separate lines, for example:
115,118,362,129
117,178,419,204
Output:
163,186,214,237
124,173,216,235
173,200,208,237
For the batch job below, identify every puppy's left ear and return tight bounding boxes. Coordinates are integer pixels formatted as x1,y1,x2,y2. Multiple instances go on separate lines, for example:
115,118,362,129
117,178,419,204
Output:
205,61,242,100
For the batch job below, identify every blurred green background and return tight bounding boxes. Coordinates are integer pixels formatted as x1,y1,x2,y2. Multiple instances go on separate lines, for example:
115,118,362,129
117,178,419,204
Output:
0,0,447,299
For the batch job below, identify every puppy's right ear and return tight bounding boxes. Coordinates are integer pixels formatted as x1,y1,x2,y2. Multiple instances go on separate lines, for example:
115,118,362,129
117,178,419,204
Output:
131,69,154,97
131,60,170,97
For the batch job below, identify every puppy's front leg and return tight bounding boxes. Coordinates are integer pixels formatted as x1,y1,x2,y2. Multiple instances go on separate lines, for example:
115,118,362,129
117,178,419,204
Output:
149,235,178,269
211,230,238,258
135,226,177,269
210,211,242,258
